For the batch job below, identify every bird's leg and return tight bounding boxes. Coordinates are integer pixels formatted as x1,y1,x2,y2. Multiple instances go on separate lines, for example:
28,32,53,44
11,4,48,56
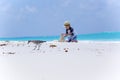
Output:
33,45,37,50
37,44,42,50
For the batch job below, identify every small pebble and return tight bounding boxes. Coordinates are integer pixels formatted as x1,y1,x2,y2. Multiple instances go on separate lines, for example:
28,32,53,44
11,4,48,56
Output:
65,50,68,52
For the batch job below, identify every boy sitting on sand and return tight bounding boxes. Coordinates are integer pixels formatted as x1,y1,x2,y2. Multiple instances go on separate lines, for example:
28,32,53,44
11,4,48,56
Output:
59,21,77,42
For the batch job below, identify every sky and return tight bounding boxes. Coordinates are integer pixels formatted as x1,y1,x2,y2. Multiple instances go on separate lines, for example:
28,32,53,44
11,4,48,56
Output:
0,0,120,37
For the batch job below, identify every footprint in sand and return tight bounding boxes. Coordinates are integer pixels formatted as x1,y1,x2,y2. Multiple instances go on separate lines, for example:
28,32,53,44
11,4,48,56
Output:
95,49,105,56
64,48,69,53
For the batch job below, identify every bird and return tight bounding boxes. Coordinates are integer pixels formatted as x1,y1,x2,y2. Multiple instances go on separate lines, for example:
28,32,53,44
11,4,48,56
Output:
28,40,46,50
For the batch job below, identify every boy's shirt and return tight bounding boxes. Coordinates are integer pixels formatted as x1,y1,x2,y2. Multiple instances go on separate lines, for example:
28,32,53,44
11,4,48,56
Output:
66,27,74,36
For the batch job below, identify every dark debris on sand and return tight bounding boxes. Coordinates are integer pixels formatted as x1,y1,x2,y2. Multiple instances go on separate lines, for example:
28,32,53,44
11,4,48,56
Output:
3,52,16,55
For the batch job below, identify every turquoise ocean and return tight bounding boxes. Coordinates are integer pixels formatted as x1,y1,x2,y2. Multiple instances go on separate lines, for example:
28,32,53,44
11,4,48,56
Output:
0,32,120,41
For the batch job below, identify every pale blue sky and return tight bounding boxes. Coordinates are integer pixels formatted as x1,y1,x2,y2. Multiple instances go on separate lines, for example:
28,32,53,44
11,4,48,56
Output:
0,0,120,37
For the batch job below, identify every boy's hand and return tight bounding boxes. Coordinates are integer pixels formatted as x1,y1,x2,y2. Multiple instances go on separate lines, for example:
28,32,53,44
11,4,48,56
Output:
61,33,67,37
64,34,68,37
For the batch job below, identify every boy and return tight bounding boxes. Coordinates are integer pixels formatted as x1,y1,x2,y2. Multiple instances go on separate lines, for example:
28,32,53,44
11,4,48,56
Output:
60,21,77,42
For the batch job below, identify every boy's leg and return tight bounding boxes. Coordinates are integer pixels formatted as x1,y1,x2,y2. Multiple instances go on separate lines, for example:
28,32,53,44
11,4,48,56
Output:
66,35,77,42
71,35,77,42
67,36,72,42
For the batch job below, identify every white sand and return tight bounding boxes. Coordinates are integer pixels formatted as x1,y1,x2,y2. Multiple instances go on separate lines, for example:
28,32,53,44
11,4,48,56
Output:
0,41,120,80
